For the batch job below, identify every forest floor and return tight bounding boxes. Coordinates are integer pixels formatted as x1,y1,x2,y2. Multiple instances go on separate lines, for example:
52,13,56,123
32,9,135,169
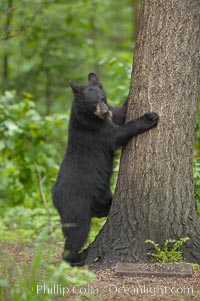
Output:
0,241,200,301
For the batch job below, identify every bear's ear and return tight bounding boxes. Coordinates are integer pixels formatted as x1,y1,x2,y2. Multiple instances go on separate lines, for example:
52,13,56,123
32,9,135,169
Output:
88,72,99,83
69,80,84,94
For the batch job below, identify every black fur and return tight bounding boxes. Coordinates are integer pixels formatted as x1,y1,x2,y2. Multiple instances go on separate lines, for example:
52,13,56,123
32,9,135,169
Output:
52,73,159,266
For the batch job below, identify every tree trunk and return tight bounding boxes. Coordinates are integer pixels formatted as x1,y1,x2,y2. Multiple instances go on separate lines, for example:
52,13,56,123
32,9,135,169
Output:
84,0,200,266
132,0,140,42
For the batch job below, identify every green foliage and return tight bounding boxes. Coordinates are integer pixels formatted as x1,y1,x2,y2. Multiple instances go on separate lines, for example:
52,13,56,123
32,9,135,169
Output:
191,263,200,271
99,54,132,104
0,91,68,208
0,91,69,241
0,206,61,242
88,217,106,246
0,0,133,114
145,237,190,263
0,231,96,301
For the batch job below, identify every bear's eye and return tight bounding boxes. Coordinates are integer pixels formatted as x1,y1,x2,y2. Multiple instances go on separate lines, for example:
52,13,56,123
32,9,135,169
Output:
101,97,107,103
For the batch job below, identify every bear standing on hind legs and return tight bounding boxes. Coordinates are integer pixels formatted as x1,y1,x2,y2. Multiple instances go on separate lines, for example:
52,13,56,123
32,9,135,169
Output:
52,73,159,266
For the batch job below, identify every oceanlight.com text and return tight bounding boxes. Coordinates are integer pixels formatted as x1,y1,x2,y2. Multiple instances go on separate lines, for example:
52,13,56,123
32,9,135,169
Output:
36,283,194,296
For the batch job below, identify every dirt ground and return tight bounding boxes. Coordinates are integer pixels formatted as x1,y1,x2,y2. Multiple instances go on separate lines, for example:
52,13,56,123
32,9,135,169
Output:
0,242,199,301
91,267,200,301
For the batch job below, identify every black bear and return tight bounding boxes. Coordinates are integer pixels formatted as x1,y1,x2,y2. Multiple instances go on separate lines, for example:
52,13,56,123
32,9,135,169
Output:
52,73,159,266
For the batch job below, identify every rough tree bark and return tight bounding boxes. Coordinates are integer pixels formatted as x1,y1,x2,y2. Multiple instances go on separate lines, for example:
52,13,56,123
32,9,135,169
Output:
84,0,200,265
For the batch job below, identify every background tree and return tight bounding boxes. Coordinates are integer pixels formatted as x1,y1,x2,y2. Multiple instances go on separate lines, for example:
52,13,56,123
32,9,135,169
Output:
0,0,133,114
83,0,200,265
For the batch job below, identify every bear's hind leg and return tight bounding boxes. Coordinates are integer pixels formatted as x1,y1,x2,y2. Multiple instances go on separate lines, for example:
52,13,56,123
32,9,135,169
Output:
91,191,112,218
62,217,90,266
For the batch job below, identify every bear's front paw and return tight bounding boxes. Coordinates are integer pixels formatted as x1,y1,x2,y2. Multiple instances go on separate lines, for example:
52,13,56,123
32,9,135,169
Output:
140,112,159,129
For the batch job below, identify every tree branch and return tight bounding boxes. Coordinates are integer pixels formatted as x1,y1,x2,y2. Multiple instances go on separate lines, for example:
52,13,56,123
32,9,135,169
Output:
35,163,53,235
0,3,47,41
